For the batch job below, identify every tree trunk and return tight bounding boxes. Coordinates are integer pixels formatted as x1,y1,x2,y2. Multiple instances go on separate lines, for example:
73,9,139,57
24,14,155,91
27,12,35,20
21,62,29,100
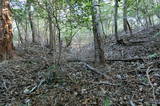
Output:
27,1,36,43
123,0,128,33
0,0,14,60
15,20,23,44
46,2,56,51
148,16,152,26
48,14,54,49
136,0,144,27
126,20,132,35
114,0,119,42
25,17,28,42
91,0,105,64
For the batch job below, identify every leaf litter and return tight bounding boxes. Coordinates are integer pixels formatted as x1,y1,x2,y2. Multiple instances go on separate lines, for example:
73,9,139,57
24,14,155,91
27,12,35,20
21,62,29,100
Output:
0,26,160,106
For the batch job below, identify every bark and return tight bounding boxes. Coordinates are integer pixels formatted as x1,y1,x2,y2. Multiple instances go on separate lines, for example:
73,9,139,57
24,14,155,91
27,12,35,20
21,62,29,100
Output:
136,0,144,27
126,20,132,35
122,0,132,35
0,0,14,60
65,31,78,48
52,1,62,65
114,0,119,42
91,0,105,64
25,17,28,42
15,20,23,44
27,1,36,43
56,17,62,65
37,18,40,37
148,16,152,26
98,0,106,37
145,18,149,29
48,12,54,49
46,2,56,51
123,0,128,33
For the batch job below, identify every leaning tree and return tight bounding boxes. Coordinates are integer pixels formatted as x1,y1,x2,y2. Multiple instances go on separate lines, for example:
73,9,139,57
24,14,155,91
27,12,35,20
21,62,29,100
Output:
0,0,14,60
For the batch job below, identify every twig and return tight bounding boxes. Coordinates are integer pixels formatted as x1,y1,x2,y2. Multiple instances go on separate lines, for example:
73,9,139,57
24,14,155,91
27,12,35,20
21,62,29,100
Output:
24,79,46,94
3,80,8,90
146,66,156,101
37,79,46,88
129,100,136,106
28,85,38,94
91,81,119,86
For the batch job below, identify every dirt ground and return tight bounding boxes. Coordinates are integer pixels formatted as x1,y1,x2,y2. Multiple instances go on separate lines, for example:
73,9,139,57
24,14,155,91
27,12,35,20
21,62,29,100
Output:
0,25,160,106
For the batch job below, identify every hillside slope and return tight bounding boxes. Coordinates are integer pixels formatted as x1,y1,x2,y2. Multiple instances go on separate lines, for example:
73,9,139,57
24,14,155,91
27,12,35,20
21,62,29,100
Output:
0,25,160,105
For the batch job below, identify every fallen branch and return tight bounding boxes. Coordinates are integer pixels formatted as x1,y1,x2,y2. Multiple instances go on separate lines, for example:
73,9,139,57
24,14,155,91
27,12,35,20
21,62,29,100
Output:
67,59,94,63
82,63,108,78
67,57,145,63
146,66,156,101
106,58,144,62
91,81,119,86
129,100,136,106
24,79,45,95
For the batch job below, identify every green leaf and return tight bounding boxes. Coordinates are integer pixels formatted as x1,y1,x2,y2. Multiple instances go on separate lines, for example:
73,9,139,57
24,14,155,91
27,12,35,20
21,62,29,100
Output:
104,97,111,106
148,53,159,58
47,65,57,71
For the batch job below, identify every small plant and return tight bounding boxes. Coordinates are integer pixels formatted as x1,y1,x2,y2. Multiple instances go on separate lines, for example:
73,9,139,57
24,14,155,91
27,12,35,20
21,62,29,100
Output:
154,31,160,37
44,64,58,85
148,53,159,58
104,97,111,106
140,77,148,84
47,64,58,71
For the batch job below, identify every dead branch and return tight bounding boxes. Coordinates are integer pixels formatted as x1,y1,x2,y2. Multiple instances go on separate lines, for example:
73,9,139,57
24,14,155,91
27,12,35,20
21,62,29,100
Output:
82,63,108,78
146,66,156,101
106,58,144,62
91,81,119,86
67,57,144,63
67,59,94,63
129,100,136,106
24,79,45,95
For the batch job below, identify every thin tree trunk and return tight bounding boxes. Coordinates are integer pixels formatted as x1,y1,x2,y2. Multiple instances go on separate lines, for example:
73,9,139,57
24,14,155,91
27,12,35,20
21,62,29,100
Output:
126,20,132,35
28,1,36,43
15,20,23,44
151,16,155,26
48,11,54,49
136,0,144,27
123,0,128,33
114,0,119,42
145,18,149,29
98,0,106,37
37,18,40,37
25,18,28,42
45,2,56,51
52,1,62,65
91,0,105,64
148,16,152,26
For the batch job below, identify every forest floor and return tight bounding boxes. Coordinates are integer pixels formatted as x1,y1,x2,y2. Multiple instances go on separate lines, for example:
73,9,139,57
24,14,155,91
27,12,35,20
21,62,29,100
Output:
0,25,160,106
